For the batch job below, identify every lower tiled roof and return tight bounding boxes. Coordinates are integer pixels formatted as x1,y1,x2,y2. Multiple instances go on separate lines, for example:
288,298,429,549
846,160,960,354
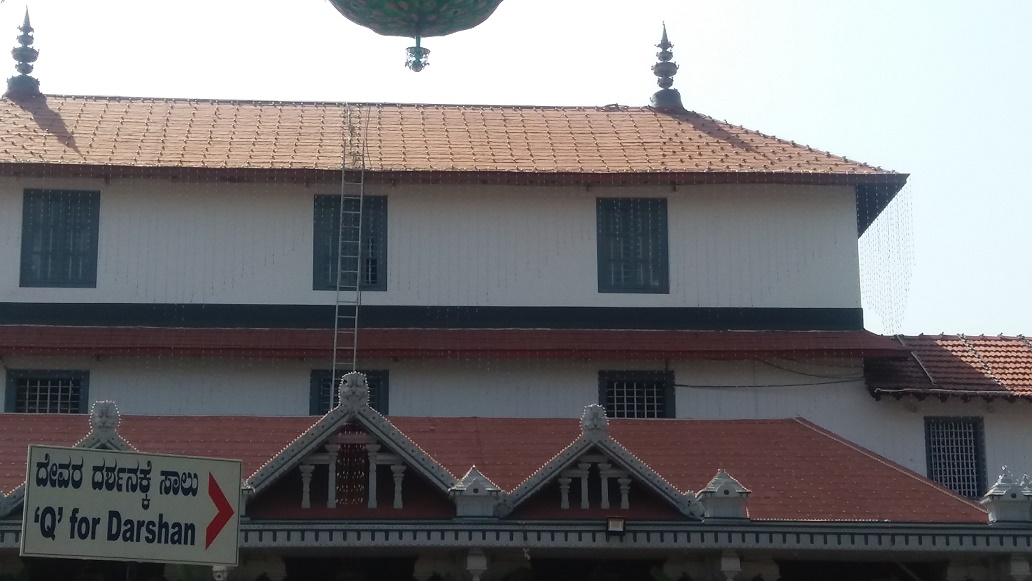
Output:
867,335,1032,400
0,413,985,524
0,326,907,360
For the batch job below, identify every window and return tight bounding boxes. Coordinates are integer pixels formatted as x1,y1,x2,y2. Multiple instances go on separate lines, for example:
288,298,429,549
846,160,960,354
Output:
598,370,675,418
4,370,90,413
20,189,101,288
313,195,387,291
309,370,389,415
596,198,668,293
925,416,986,498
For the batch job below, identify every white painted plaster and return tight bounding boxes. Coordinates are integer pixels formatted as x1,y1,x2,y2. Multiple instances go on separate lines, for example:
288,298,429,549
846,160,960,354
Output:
0,177,861,308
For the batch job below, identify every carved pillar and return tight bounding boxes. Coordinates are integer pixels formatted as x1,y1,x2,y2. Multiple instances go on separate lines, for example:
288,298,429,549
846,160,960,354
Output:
618,477,631,510
366,444,381,509
577,462,591,509
299,464,314,509
325,443,340,509
559,477,572,509
391,464,406,509
598,462,612,509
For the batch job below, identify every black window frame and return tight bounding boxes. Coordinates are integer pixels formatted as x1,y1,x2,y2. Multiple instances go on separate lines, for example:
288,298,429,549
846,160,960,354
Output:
924,416,987,498
598,370,675,419
596,197,669,294
20,189,101,288
4,370,90,414
309,370,389,415
313,195,387,291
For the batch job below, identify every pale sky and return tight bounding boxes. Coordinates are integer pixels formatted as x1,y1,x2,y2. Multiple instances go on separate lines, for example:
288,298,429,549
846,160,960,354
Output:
4,0,1029,336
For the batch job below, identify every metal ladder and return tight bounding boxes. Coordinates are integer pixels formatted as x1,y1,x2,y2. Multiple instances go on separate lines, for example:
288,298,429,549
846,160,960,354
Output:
331,103,368,400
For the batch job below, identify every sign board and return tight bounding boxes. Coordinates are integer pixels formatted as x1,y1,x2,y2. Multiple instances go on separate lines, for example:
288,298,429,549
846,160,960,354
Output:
21,446,241,566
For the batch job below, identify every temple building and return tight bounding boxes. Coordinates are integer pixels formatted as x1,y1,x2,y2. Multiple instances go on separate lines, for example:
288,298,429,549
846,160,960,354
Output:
0,15,1030,581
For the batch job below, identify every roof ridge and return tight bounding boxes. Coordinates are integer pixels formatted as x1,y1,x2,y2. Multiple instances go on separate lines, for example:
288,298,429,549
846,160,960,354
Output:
35,94,649,111
790,418,988,514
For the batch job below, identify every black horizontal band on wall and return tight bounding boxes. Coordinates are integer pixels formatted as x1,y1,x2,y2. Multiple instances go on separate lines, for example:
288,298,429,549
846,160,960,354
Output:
0,303,864,331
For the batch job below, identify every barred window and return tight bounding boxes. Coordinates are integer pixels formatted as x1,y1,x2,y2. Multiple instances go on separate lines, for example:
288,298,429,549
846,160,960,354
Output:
925,417,986,498
313,195,387,291
598,370,675,418
5,371,89,413
20,190,101,288
596,198,669,293
310,370,389,415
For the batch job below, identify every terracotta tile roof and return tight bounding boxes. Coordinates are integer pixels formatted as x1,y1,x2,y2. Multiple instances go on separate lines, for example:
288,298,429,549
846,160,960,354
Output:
0,326,907,360
0,95,901,179
0,414,314,497
867,335,1032,400
0,414,984,523
393,417,984,523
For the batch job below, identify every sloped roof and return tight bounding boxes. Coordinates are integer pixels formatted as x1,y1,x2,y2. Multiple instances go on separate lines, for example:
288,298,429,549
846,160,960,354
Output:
867,335,1032,400
0,95,896,176
0,326,907,360
0,413,984,523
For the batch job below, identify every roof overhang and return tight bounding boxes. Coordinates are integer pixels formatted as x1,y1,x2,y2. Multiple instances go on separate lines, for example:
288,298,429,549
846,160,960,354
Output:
0,326,909,360
0,163,907,236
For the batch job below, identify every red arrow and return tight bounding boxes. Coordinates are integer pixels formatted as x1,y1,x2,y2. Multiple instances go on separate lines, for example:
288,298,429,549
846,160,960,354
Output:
206,472,235,549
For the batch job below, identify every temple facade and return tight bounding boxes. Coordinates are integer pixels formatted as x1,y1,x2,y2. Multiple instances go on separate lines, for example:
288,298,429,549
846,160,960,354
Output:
0,17,1030,581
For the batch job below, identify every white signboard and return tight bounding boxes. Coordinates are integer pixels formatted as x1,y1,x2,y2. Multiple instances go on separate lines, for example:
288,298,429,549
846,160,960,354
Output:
21,446,240,566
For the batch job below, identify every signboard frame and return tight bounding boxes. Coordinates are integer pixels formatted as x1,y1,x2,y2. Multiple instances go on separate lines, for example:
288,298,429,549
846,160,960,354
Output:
20,445,241,567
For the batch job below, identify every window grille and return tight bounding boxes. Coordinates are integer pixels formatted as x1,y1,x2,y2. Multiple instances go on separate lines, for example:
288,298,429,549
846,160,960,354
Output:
599,371,674,418
313,195,387,291
310,370,389,415
20,190,101,288
596,198,669,293
925,417,986,498
5,371,89,413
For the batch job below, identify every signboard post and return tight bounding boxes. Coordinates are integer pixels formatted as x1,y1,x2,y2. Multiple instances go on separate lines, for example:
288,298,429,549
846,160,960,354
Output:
21,445,241,567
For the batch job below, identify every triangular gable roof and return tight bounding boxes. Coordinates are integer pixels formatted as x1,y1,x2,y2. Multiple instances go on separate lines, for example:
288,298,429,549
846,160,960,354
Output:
0,409,990,524
497,405,700,517
246,373,457,499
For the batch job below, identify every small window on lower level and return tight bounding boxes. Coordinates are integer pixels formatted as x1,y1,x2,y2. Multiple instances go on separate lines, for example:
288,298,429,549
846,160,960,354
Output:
924,416,986,498
4,370,90,413
310,370,389,415
598,370,675,418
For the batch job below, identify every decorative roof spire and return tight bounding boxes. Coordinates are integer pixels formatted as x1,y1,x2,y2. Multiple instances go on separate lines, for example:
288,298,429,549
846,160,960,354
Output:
650,23,685,113
5,9,41,100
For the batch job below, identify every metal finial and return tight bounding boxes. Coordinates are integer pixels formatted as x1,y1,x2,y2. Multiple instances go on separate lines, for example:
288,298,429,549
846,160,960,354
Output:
405,35,430,72
650,23,685,113
5,8,41,100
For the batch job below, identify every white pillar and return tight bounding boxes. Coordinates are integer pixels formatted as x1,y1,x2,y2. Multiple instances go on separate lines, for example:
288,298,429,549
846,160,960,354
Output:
366,443,381,509
392,464,406,509
559,477,572,509
578,462,591,509
618,477,631,510
599,462,612,509
299,464,314,509
325,443,340,509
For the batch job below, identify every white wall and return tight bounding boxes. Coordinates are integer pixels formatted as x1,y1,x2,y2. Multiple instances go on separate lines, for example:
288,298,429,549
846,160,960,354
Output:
0,177,861,308
4,355,1028,478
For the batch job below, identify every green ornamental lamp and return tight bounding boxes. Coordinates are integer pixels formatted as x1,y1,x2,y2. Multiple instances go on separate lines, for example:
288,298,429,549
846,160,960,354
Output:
327,0,505,71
